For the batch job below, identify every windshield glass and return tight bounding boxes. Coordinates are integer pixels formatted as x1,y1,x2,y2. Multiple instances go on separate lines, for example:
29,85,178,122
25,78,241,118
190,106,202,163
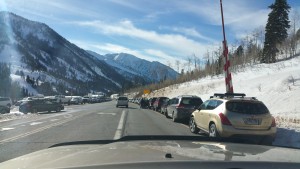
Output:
0,0,300,165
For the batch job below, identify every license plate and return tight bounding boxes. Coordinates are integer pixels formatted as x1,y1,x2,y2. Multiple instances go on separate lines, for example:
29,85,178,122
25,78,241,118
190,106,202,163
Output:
244,118,260,125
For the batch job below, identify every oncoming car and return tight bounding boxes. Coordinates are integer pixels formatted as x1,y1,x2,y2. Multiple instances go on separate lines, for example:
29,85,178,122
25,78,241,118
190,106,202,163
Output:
189,93,276,145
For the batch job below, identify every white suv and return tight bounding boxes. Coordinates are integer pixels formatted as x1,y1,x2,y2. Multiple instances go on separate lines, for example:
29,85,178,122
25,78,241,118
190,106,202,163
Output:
0,97,12,108
116,96,128,108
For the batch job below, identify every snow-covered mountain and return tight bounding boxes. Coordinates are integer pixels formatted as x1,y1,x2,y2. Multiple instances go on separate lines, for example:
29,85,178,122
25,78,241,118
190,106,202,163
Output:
0,12,132,95
88,51,178,83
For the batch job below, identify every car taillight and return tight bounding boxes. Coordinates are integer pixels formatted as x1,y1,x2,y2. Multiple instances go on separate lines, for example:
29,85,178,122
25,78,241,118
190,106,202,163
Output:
219,113,232,125
176,104,184,108
271,117,276,127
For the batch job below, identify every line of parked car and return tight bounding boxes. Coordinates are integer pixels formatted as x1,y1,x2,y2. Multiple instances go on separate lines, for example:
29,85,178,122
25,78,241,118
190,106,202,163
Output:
0,95,112,114
131,93,277,145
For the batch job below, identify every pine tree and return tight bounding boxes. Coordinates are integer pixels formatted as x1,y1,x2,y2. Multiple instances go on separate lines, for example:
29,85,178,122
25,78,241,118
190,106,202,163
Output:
262,0,290,63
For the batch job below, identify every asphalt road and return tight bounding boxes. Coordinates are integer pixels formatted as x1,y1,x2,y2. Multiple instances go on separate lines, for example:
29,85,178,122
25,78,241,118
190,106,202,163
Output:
0,101,197,162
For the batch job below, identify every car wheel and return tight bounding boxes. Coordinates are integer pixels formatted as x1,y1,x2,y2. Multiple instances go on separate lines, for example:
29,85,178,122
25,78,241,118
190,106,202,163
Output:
172,112,177,122
189,117,199,134
126,105,128,108
56,107,61,112
209,123,219,137
165,110,169,118
32,108,37,114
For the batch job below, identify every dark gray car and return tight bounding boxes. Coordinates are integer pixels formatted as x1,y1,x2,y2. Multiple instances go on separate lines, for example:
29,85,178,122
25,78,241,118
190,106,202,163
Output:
166,95,203,122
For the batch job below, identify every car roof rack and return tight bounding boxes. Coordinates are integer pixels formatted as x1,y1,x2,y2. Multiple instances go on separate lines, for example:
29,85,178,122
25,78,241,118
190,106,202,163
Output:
177,95,199,98
210,93,246,99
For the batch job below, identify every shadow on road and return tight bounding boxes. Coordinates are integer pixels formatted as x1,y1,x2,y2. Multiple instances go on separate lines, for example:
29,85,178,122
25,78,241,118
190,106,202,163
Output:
38,110,67,115
273,127,300,148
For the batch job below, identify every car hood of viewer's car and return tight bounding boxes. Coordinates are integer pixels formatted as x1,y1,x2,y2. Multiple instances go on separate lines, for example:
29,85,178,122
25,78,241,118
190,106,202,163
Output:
0,140,299,168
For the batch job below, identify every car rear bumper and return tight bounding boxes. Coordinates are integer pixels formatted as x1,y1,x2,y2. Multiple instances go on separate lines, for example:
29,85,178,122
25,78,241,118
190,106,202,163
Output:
176,110,194,120
219,125,276,140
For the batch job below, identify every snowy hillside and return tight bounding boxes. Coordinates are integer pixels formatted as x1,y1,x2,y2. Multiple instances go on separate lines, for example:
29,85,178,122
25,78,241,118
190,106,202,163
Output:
148,56,300,148
0,12,131,95
88,51,178,83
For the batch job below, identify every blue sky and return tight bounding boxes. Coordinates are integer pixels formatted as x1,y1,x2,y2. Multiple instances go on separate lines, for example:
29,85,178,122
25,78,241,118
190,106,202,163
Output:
1,0,300,68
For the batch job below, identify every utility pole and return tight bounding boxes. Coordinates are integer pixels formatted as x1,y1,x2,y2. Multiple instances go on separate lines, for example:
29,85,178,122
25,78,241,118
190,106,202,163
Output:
220,0,233,93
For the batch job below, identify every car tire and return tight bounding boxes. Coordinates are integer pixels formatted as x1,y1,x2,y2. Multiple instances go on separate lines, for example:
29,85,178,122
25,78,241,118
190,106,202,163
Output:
126,105,128,108
32,108,37,114
56,107,61,112
165,110,169,118
209,123,219,137
189,117,199,134
172,112,177,122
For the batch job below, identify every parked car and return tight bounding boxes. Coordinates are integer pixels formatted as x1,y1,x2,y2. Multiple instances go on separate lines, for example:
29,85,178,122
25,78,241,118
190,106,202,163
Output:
116,96,129,108
0,105,10,114
19,99,64,114
166,95,203,122
160,98,170,116
189,93,276,145
139,98,149,109
153,97,169,112
148,97,157,109
0,97,12,108
70,96,83,104
82,96,91,104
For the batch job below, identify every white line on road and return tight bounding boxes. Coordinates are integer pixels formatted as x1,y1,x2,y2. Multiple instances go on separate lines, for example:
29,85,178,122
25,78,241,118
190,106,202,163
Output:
0,114,85,145
1,127,14,131
97,112,116,116
30,122,44,126
113,110,127,140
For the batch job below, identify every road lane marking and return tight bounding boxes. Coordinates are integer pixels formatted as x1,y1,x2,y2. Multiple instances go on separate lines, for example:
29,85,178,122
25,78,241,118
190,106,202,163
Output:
1,127,14,131
97,113,116,116
114,110,127,140
30,122,44,126
0,114,85,144
50,119,59,122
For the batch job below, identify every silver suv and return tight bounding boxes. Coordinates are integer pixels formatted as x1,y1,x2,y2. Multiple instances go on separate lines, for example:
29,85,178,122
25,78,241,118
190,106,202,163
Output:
116,96,129,108
0,97,12,108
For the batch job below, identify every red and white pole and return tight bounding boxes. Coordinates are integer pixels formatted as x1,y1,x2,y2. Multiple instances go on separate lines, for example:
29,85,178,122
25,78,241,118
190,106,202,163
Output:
220,0,233,93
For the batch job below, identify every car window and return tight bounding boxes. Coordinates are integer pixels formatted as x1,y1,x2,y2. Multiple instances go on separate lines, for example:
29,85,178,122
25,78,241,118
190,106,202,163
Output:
200,100,210,110
118,97,128,100
180,98,203,107
226,101,269,114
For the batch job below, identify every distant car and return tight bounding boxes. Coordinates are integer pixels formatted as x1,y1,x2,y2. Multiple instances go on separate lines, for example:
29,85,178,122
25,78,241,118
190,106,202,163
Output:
166,95,203,122
160,98,170,116
116,96,129,108
153,97,169,112
139,98,149,109
0,97,12,108
0,105,10,114
82,96,91,104
19,99,64,114
189,93,276,145
148,97,157,109
70,97,83,104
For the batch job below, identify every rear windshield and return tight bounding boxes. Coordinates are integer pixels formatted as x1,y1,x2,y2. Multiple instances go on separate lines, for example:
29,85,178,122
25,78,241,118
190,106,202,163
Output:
180,98,203,107
118,97,128,100
226,101,269,114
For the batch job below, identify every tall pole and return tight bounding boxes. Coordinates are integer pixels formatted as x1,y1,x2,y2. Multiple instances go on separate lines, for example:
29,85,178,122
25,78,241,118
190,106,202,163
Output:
220,0,233,93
